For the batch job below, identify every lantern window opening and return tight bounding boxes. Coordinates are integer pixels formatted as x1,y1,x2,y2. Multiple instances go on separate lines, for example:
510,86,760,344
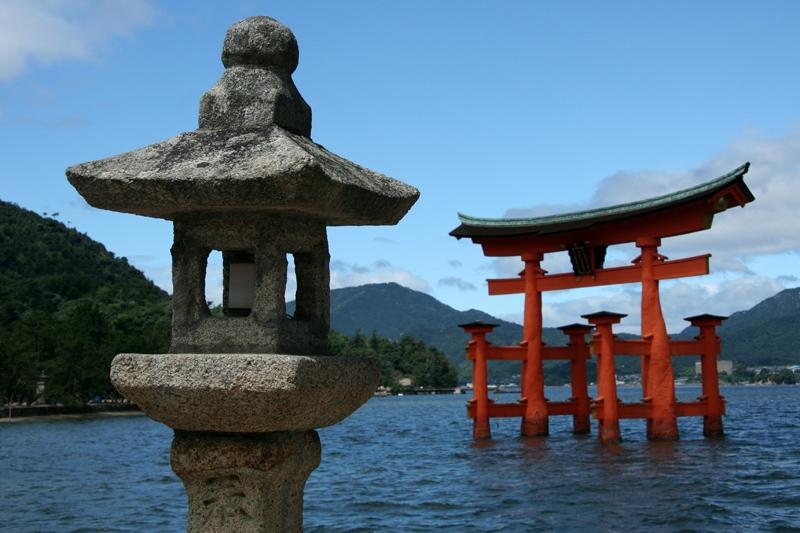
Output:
286,252,297,319
223,249,256,317
204,249,224,316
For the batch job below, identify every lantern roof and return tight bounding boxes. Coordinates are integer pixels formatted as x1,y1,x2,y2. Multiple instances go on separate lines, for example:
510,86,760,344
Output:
66,17,419,225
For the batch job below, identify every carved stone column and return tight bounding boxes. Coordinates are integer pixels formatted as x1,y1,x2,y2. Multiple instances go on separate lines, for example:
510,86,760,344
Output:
172,431,321,533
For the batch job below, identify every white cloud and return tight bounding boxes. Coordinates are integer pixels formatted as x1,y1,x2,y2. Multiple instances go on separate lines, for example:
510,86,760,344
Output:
487,249,630,279
486,129,800,333
505,126,800,272
540,276,785,334
330,260,430,293
486,257,523,278
0,0,154,81
438,276,477,291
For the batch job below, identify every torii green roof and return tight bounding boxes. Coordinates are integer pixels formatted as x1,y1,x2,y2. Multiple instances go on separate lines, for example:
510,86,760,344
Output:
450,162,752,239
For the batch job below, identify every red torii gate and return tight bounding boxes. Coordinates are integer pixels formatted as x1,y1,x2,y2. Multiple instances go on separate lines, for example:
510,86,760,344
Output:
451,163,754,443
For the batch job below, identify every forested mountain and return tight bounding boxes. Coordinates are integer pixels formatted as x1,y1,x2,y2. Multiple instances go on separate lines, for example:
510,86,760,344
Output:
678,287,800,365
0,201,458,403
0,200,171,405
328,331,457,390
291,282,567,380
3,197,795,403
296,281,800,379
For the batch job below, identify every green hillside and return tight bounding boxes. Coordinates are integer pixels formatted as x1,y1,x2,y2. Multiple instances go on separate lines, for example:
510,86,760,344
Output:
291,282,567,381
4,195,794,401
328,331,457,391
678,287,800,366
0,200,171,405
0,201,459,402
296,282,800,381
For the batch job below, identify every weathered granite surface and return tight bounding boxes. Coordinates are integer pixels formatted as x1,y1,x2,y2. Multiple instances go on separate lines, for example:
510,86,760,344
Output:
68,15,414,532
66,128,418,224
65,16,419,225
110,353,380,433
170,214,330,354
221,16,300,71
203,17,310,135
172,430,320,533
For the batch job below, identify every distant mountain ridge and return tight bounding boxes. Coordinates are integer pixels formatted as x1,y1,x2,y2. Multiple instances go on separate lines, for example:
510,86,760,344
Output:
5,193,793,401
293,282,565,379
679,287,800,365
291,282,800,376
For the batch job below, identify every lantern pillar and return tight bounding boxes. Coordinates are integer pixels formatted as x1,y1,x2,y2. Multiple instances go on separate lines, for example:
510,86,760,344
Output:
172,431,320,533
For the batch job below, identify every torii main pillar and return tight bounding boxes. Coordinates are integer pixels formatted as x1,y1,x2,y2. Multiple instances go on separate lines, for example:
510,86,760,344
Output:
521,253,548,436
637,237,678,440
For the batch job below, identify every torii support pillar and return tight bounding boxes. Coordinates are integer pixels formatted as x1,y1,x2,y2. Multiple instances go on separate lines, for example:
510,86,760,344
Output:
558,323,593,434
687,314,727,438
521,253,548,437
637,237,679,441
583,312,626,444
460,321,498,439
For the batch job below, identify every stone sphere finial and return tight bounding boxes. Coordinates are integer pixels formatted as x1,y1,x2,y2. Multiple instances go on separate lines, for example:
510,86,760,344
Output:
221,16,299,73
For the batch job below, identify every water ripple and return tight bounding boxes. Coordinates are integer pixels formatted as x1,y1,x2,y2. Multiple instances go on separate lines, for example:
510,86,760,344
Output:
1,386,799,531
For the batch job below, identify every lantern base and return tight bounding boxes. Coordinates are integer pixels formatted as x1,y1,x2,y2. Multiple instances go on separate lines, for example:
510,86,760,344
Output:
110,352,379,433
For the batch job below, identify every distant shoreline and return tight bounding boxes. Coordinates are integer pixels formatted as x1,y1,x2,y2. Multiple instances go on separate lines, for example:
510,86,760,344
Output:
0,403,141,423
0,410,146,424
3,383,794,424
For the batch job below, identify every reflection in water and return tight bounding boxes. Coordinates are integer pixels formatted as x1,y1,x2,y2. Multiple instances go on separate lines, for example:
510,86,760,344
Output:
470,437,497,451
1,386,799,532
518,435,550,463
645,439,680,466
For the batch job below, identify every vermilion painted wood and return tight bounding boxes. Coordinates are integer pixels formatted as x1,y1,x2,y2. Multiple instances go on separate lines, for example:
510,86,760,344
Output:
487,254,710,295
666,340,706,355
521,256,548,437
471,338,707,359
638,240,679,440
458,173,749,441
585,315,623,444
564,328,591,433
461,322,497,439
467,400,579,419
474,198,718,256
590,400,726,420
468,345,587,361
611,339,705,356
690,315,726,437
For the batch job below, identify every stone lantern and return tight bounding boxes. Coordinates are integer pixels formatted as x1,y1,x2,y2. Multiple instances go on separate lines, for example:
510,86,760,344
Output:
66,16,418,532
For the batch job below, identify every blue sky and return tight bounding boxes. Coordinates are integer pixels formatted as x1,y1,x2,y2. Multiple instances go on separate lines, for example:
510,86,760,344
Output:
1,1,799,333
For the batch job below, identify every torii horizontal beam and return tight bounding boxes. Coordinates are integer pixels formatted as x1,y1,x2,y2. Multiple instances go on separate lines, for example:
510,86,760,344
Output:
487,254,709,294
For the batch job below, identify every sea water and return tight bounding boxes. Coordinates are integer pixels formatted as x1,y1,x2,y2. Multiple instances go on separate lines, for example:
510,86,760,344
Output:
1,386,799,532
